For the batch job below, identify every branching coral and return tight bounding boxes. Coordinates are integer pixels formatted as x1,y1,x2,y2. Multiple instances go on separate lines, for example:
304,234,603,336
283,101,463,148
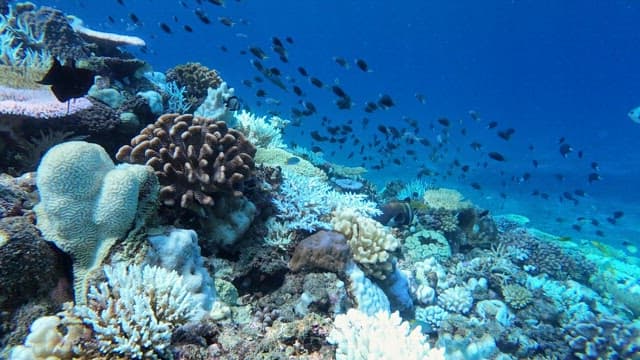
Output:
116,113,256,214
328,309,444,360
74,263,203,359
234,109,288,149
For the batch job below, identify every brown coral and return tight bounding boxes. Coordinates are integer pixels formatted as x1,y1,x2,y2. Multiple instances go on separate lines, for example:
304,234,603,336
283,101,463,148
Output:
116,113,256,212
166,62,223,110
289,230,351,274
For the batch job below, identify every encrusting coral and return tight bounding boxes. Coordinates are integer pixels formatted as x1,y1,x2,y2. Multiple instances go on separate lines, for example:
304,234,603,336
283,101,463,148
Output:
116,113,256,214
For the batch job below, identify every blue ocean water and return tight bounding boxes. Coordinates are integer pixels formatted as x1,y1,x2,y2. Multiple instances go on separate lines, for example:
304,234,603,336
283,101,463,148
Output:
44,0,640,247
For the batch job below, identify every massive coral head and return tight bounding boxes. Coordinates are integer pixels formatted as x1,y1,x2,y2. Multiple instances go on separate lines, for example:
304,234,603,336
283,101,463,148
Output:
116,113,257,214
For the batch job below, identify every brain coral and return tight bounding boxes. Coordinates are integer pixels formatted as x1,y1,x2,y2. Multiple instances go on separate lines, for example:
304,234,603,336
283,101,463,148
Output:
116,113,256,214
34,141,158,304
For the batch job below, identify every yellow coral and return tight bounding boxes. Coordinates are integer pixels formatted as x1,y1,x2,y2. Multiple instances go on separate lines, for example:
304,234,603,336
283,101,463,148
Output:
255,147,327,180
331,208,398,278
423,188,471,211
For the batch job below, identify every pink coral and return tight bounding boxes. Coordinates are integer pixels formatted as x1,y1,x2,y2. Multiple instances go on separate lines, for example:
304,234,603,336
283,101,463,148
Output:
0,85,92,119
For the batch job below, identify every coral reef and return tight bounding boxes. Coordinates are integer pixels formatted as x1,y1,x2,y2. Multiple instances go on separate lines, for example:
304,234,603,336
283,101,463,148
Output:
116,113,256,215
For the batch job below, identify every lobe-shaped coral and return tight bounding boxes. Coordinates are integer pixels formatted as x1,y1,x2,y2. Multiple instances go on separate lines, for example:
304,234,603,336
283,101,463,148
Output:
116,113,256,214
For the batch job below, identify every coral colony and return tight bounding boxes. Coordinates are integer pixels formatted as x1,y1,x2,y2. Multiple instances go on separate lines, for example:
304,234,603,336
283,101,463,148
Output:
0,2,639,360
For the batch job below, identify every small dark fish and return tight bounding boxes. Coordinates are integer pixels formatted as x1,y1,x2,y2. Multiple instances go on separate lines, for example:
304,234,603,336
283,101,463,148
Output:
377,94,394,109
591,162,600,171
195,8,211,24
591,219,600,226
249,46,268,60
587,172,602,183
532,159,539,168
241,79,252,87
364,102,378,113
268,67,281,76
377,125,388,135
613,210,624,219
311,146,322,152
129,13,141,25
173,15,179,22
572,224,582,232
218,16,234,26
487,121,498,129
488,152,505,161
292,85,303,96
250,59,265,72
180,0,188,7
297,67,308,77
355,58,370,72
224,96,241,111
208,0,224,6
574,189,586,197
220,45,228,52
415,93,426,104
437,118,450,127
577,150,583,159
333,56,349,68
285,36,294,44
558,137,566,144
37,58,95,102
117,0,124,5
303,101,317,113
332,85,347,98
335,97,352,110
107,15,115,23
286,156,301,165
595,230,605,237
470,182,481,190
559,143,573,157
272,37,284,48
497,128,515,141
159,22,172,33
256,89,266,97
309,77,323,88
183,24,193,32
470,142,482,151
469,110,480,121
606,217,616,225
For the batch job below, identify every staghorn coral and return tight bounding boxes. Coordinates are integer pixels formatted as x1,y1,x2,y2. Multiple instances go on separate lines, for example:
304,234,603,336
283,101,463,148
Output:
166,62,223,109
116,113,256,214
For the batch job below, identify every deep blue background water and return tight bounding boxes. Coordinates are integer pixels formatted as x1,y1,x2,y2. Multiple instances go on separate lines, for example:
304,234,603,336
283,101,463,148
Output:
38,0,640,247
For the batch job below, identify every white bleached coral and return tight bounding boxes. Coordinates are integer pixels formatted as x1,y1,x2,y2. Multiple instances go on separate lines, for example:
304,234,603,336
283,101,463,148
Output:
74,263,203,359
328,308,445,360
234,109,288,148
